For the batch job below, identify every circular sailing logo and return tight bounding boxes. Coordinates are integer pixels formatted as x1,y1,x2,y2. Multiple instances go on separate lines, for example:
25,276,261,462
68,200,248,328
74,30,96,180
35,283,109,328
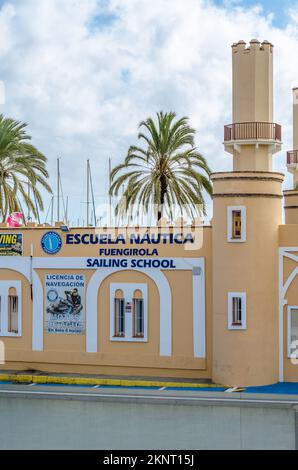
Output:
47,289,59,302
41,232,62,255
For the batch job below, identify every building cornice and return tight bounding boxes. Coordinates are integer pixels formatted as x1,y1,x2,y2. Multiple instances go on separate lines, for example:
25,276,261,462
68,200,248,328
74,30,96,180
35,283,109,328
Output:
212,193,283,199
210,171,284,183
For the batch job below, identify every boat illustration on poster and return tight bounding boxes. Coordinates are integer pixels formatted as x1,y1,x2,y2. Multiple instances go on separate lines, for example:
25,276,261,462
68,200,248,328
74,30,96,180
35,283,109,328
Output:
45,274,85,334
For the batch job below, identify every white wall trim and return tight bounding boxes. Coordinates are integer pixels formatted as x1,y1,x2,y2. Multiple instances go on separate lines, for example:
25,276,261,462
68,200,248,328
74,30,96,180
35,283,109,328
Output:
33,256,206,358
32,257,203,270
0,257,45,349
185,259,206,358
32,270,44,351
283,267,298,299
86,267,172,356
0,258,31,340
0,280,22,337
0,256,206,359
279,248,285,382
283,252,298,263
0,257,31,280
287,306,298,359
279,247,298,381
227,206,246,243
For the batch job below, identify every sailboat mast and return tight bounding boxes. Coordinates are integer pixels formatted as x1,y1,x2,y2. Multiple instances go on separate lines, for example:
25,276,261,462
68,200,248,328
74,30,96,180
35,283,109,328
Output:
66,196,69,225
87,159,90,227
27,178,31,221
57,158,60,222
109,157,112,226
89,161,97,226
51,196,54,226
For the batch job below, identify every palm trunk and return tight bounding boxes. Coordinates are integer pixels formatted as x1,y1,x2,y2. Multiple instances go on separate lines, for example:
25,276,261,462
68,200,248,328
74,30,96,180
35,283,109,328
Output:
157,176,167,223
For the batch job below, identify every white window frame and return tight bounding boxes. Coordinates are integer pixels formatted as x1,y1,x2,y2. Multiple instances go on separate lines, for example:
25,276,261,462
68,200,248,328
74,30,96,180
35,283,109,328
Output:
287,306,298,359
227,206,246,242
228,292,246,330
114,297,125,337
110,283,148,342
0,281,22,337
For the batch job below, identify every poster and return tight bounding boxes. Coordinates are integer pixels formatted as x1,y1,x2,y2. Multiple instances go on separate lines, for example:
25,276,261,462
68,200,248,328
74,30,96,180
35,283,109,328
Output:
0,233,22,256
45,274,85,334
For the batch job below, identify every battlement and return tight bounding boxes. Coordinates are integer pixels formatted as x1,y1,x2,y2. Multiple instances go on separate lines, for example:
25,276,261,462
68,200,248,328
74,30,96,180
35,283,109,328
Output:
232,39,273,54
227,37,278,171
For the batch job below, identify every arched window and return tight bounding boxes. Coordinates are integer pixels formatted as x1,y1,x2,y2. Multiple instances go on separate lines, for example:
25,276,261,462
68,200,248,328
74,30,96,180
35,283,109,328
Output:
0,281,21,337
8,287,18,334
114,289,125,337
133,289,144,338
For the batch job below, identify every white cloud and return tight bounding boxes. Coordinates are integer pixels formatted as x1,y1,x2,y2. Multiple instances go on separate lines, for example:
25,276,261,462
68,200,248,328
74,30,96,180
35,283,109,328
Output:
0,0,297,224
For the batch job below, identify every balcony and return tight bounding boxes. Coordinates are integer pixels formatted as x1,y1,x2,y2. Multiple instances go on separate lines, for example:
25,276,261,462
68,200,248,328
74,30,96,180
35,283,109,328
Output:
287,150,298,165
224,122,282,155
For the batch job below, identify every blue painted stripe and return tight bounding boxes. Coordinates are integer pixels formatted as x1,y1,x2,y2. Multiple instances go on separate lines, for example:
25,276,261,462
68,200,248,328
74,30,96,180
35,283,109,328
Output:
245,382,298,395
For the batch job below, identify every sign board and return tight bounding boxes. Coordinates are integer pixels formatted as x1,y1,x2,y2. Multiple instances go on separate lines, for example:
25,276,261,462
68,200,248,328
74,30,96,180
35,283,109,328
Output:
0,233,22,256
45,274,85,334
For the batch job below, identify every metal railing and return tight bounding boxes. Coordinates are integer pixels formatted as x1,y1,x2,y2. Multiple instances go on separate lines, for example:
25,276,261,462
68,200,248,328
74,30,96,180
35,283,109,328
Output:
224,122,282,142
287,150,298,165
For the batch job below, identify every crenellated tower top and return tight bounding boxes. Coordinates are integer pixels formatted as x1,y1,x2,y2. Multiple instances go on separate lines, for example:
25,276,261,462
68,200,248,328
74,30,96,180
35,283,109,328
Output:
224,39,282,171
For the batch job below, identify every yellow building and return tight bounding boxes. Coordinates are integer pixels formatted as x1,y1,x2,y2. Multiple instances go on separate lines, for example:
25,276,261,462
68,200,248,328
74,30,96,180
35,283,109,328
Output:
0,39,298,387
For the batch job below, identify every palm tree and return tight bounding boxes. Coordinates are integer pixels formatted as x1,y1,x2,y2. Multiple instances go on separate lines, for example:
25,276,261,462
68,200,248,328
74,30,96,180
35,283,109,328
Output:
0,115,52,222
110,111,212,223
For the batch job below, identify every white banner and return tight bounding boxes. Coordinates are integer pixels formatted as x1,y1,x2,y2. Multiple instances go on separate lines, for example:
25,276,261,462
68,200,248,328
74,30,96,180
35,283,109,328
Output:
45,274,85,334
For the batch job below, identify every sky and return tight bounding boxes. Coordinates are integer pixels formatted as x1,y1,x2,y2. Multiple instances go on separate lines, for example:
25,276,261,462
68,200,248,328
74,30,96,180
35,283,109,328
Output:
0,0,298,226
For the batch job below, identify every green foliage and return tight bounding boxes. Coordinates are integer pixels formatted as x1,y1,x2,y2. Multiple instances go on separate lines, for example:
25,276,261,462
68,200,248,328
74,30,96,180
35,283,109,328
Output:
110,111,212,222
0,115,52,222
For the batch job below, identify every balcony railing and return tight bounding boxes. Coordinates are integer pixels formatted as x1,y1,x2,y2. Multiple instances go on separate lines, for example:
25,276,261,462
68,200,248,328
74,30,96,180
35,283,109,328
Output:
224,122,282,142
287,150,298,165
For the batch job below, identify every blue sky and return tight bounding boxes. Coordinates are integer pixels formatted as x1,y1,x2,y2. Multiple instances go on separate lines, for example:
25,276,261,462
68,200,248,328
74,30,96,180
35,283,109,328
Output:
0,0,297,225
214,0,295,27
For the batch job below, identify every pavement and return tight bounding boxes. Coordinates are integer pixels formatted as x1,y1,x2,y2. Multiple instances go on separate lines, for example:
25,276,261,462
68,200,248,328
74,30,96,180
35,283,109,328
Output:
0,381,298,407
1,370,298,397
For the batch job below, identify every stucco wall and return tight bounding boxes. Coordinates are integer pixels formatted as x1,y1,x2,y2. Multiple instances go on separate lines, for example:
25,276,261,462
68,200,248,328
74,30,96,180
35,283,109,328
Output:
212,172,283,386
0,226,212,380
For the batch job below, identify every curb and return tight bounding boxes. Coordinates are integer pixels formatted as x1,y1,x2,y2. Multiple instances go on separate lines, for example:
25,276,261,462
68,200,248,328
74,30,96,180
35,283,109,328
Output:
0,373,225,389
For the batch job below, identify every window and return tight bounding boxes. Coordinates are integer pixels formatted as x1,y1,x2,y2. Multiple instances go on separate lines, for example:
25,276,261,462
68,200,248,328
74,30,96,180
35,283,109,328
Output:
8,291,19,334
287,307,298,359
228,292,246,330
133,290,144,338
232,210,241,239
0,281,21,337
227,206,246,242
110,283,147,342
232,297,242,325
114,290,125,337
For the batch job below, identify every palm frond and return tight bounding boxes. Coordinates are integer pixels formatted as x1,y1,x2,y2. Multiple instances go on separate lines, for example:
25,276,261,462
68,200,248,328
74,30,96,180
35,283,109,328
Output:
110,111,212,223
0,115,52,221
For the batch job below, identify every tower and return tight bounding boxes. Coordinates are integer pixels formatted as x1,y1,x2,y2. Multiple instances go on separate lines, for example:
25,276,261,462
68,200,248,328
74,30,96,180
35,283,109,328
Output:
224,39,281,171
284,87,298,224
212,40,284,386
